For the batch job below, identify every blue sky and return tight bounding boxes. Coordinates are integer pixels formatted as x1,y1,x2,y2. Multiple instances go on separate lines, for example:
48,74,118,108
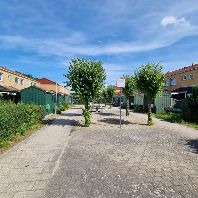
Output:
0,0,198,85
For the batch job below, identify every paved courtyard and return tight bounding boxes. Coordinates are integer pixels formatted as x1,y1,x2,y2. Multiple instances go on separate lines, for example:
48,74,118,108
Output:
0,106,198,197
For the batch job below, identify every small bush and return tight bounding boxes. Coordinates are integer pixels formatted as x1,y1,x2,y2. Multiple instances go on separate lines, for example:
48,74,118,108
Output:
61,102,70,110
0,100,44,144
155,113,183,123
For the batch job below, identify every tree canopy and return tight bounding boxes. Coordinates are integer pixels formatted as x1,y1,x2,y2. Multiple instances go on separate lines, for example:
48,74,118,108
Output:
122,75,136,116
134,63,165,99
66,58,106,126
135,63,165,125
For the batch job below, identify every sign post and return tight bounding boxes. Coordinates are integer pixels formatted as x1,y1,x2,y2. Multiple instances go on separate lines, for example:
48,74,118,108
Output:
116,79,125,128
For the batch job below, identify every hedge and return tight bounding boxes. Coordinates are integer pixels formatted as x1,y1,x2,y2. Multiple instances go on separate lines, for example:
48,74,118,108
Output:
0,100,44,142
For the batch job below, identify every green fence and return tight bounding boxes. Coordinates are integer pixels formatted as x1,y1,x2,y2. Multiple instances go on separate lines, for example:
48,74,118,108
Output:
133,93,173,113
21,86,72,115
21,86,55,115
154,93,174,113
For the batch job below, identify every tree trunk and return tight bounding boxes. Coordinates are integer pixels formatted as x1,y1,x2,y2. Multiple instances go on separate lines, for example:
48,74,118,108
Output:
147,97,153,125
84,100,91,127
126,97,129,116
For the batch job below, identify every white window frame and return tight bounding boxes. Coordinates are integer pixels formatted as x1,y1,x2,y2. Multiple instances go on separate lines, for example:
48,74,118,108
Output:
164,79,169,87
182,75,187,80
170,78,176,86
8,75,11,80
189,74,194,79
21,79,24,86
0,72,3,81
15,77,19,85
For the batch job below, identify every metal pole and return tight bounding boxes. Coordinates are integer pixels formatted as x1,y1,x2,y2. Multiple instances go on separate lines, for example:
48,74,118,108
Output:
120,87,122,128
55,83,58,114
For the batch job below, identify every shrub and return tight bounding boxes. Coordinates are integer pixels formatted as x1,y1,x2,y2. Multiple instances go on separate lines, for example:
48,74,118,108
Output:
155,113,183,123
0,100,44,143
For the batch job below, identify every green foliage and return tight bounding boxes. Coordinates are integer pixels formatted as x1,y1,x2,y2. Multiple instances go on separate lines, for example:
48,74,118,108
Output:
102,85,116,106
135,63,165,125
106,85,116,101
122,76,136,116
188,86,198,108
155,113,183,123
134,63,165,99
82,108,91,127
0,100,44,144
57,102,71,113
66,58,106,126
66,58,106,102
122,76,136,97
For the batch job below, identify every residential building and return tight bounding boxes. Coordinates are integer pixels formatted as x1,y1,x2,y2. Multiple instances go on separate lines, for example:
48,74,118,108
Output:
164,63,198,93
0,66,40,92
38,78,70,96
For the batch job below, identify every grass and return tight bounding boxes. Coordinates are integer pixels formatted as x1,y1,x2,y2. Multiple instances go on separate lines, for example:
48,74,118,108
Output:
69,127,78,136
155,113,198,129
0,123,44,154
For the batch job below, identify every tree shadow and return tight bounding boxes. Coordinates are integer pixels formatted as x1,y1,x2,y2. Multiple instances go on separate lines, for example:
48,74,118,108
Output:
49,118,82,127
185,139,198,154
96,112,118,116
98,118,133,125
62,112,82,117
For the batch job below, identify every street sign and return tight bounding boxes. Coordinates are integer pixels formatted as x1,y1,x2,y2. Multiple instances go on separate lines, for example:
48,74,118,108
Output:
116,79,125,88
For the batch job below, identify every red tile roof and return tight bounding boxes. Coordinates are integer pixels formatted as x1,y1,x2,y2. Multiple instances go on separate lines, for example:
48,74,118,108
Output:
37,78,59,85
165,63,198,77
0,66,38,82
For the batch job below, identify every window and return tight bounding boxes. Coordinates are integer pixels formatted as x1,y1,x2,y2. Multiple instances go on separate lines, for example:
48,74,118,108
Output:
189,74,194,79
164,79,169,86
21,79,24,86
170,78,176,86
27,80,30,85
15,77,19,85
182,75,187,80
8,75,11,80
0,72,3,81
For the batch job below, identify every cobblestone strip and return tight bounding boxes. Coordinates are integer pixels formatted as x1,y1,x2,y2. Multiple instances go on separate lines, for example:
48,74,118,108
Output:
0,108,81,198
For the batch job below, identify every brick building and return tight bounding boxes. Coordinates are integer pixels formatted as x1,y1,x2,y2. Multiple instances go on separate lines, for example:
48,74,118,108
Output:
38,78,70,96
164,63,198,93
0,66,40,93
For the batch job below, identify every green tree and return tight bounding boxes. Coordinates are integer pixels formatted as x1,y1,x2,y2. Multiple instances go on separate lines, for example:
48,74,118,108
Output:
101,87,108,106
106,85,116,108
134,63,165,125
122,76,136,116
66,58,106,126
188,85,198,108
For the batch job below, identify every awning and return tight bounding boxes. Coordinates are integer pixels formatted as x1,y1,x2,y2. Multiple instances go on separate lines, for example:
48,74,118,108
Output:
0,85,19,92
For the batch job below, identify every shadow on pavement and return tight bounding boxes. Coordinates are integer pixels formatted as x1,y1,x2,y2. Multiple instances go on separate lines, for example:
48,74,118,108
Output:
62,112,82,117
95,112,118,116
99,118,133,125
185,139,198,154
50,118,82,127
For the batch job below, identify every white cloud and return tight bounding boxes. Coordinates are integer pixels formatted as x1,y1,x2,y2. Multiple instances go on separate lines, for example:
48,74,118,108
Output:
161,16,190,27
